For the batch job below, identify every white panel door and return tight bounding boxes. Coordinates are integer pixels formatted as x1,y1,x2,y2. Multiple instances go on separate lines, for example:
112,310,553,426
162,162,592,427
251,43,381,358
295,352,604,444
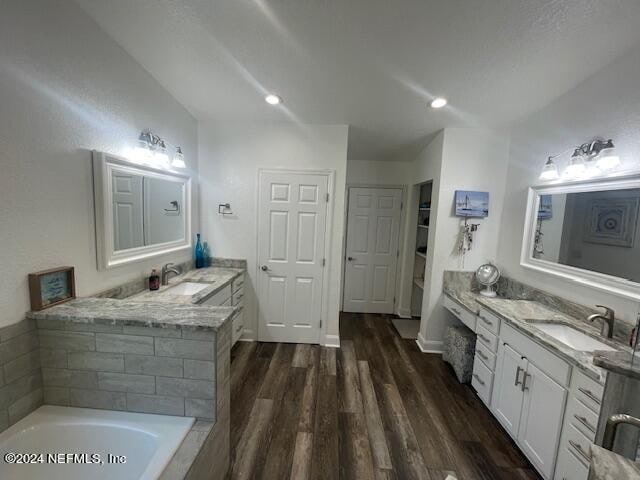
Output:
491,342,526,438
257,171,329,344
112,173,143,250
343,187,402,313
518,362,567,479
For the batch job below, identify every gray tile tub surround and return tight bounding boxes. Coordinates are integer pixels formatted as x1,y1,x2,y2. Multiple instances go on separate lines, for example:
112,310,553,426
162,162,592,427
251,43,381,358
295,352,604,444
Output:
32,316,224,421
0,318,43,433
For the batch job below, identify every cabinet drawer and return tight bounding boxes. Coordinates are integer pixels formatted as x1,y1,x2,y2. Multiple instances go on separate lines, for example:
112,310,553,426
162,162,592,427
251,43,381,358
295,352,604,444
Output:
554,445,589,480
200,284,232,306
573,371,603,414
443,295,476,332
232,311,244,345
476,324,498,352
472,355,494,405
222,297,232,307
501,323,571,387
232,275,245,294
232,287,244,307
562,423,593,467
475,341,496,371
565,397,598,441
477,307,501,335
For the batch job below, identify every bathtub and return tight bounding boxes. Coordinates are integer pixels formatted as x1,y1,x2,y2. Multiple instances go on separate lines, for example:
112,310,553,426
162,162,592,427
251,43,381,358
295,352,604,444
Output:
0,405,194,480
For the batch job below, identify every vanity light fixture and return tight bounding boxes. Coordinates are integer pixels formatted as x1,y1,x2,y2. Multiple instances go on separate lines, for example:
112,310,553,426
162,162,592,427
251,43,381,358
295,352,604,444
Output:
265,94,282,105
540,138,620,181
171,147,186,169
430,97,447,109
539,157,560,181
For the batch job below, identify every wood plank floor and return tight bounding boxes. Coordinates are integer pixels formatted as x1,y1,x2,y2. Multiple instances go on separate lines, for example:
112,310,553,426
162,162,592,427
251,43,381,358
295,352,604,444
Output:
228,312,542,480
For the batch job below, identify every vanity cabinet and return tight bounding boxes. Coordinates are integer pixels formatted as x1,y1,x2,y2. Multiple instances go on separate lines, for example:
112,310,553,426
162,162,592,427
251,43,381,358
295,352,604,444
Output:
198,273,246,347
492,324,569,480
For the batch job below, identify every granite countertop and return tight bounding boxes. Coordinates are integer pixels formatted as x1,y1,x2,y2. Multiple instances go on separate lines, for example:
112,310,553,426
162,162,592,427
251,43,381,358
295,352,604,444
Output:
589,444,640,480
128,266,244,304
443,289,630,383
593,350,640,381
29,266,245,333
27,297,238,333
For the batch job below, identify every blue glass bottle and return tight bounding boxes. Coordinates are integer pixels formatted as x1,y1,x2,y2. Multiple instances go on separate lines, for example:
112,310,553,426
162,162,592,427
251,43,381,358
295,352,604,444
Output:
195,233,205,268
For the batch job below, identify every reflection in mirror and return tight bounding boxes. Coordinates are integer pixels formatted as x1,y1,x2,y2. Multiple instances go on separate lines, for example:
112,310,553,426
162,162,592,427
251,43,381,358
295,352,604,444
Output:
533,188,640,282
112,172,185,251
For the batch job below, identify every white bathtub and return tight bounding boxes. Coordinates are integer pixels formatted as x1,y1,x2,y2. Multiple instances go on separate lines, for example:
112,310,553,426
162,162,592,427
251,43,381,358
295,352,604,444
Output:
0,405,194,480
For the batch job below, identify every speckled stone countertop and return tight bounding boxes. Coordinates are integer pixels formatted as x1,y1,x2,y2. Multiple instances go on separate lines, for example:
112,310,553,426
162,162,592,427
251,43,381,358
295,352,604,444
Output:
28,266,245,332
589,444,640,480
593,351,640,381
443,277,631,383
128,266,244,304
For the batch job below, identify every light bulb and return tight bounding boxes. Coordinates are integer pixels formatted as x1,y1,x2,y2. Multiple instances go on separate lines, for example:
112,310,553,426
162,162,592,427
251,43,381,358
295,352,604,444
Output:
265,94,282,105
564,150,586,178
596,147,620,171
430,97,447,108
171,147,186,168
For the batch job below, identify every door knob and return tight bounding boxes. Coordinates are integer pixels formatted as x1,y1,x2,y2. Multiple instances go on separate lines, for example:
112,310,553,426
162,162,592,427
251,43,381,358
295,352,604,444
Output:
261,265,269,271
347,257,356,261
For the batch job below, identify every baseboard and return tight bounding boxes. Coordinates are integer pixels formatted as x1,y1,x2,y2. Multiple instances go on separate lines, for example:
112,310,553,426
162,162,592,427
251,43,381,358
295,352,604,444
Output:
416,333,443,354
396,307,412,319
323,334,340,348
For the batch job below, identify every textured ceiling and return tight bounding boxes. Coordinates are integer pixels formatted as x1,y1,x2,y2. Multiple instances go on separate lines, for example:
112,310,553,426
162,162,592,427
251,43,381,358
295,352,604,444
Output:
74,0,640,161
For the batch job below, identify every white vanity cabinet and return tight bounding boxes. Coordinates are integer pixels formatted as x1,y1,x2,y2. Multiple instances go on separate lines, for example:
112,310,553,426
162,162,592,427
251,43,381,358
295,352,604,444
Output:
553,371,604,480
471,307,502,406
198,273,246,347
492,323,569,480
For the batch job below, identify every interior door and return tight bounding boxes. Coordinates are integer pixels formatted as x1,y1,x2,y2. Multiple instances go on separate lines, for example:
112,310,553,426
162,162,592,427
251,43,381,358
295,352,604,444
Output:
343,187,402,313
518,362,567,479
112,172,143,250
257,170,329,344
492,342,526,438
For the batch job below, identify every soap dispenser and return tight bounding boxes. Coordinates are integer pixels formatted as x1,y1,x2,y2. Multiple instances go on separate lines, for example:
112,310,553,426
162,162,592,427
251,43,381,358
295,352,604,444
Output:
149,269,160,291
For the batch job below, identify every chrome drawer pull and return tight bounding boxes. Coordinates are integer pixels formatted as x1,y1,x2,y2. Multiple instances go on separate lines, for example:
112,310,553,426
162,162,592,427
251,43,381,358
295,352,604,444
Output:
477,350,489,361
235,323,244,333
479,315,493,327
515,366,523,386
235,294,244,301
568,440,591,463
450,307,461,316
574,414,596,433
478,333,490,343
578,387,601,405
472,374,485,386
521,372,531,392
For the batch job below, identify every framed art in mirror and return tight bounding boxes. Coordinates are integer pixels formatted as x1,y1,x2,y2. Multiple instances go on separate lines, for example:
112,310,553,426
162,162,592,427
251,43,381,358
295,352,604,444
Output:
93,151,192,270
521,174,640,301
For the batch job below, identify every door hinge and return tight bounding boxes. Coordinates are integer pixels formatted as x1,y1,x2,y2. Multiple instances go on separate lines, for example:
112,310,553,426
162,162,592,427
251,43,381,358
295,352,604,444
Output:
322,258,326,266
319,319,322,328
401,201,403,210
393,296,396,305
397,249,400,258
326,193,330,202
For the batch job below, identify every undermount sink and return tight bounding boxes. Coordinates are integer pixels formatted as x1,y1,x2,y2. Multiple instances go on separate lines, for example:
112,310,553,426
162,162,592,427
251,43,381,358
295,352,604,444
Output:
532,323,617,352
162,282,210,296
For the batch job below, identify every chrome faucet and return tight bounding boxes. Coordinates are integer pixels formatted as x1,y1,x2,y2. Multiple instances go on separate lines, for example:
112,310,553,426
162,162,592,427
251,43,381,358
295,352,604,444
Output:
587,305,615,339
161,263,180,286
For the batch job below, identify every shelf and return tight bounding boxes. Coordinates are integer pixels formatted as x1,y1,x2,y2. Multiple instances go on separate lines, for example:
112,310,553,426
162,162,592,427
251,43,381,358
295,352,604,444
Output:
417,225,429,229
413,278,424,290
415,251,427,260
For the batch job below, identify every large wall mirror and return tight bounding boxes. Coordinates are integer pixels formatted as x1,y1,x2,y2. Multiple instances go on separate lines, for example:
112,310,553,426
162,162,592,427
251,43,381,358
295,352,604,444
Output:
93,151,191,270
521,175,640,301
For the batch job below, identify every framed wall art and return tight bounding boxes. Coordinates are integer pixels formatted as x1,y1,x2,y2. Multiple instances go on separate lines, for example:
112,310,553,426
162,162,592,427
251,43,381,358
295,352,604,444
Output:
28,266,76,311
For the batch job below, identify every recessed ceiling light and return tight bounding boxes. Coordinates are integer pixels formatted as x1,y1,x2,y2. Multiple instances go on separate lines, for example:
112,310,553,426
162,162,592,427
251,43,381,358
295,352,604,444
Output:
430,97,447,109
265,94,282,105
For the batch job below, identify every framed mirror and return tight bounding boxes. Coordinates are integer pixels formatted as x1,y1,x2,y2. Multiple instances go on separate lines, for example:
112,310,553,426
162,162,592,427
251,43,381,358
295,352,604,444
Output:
521,174,640,301
93,151,192,270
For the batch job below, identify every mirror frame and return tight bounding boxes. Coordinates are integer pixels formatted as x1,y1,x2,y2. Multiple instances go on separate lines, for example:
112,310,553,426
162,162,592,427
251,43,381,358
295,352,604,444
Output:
521,173,640,301
92,150,192,270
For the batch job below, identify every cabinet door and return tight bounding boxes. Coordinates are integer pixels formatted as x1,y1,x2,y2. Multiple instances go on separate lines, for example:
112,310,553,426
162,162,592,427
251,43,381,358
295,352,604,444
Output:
518,362,567,479
492,343,526,438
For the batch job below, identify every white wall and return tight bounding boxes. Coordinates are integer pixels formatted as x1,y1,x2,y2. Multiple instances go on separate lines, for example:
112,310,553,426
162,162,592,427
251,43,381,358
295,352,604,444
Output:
198,122,348,345
497,45,640,326
416,128,511,352
0,0,198,329
346,160,412,186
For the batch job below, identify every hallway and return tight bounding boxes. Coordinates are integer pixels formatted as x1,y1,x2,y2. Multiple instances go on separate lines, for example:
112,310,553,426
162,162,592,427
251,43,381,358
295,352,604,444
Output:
228,312,541,479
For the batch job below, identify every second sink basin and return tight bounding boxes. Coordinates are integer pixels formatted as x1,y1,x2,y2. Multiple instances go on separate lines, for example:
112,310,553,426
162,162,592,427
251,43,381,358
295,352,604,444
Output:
532,323,617,352
163,282,210,296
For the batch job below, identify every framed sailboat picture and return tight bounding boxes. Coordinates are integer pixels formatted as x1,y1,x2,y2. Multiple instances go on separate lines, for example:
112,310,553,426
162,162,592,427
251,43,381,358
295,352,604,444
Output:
455,191,489,217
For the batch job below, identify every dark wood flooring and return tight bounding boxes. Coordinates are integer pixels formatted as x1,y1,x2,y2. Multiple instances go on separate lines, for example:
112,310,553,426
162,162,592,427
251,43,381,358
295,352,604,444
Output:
228,312,542,480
